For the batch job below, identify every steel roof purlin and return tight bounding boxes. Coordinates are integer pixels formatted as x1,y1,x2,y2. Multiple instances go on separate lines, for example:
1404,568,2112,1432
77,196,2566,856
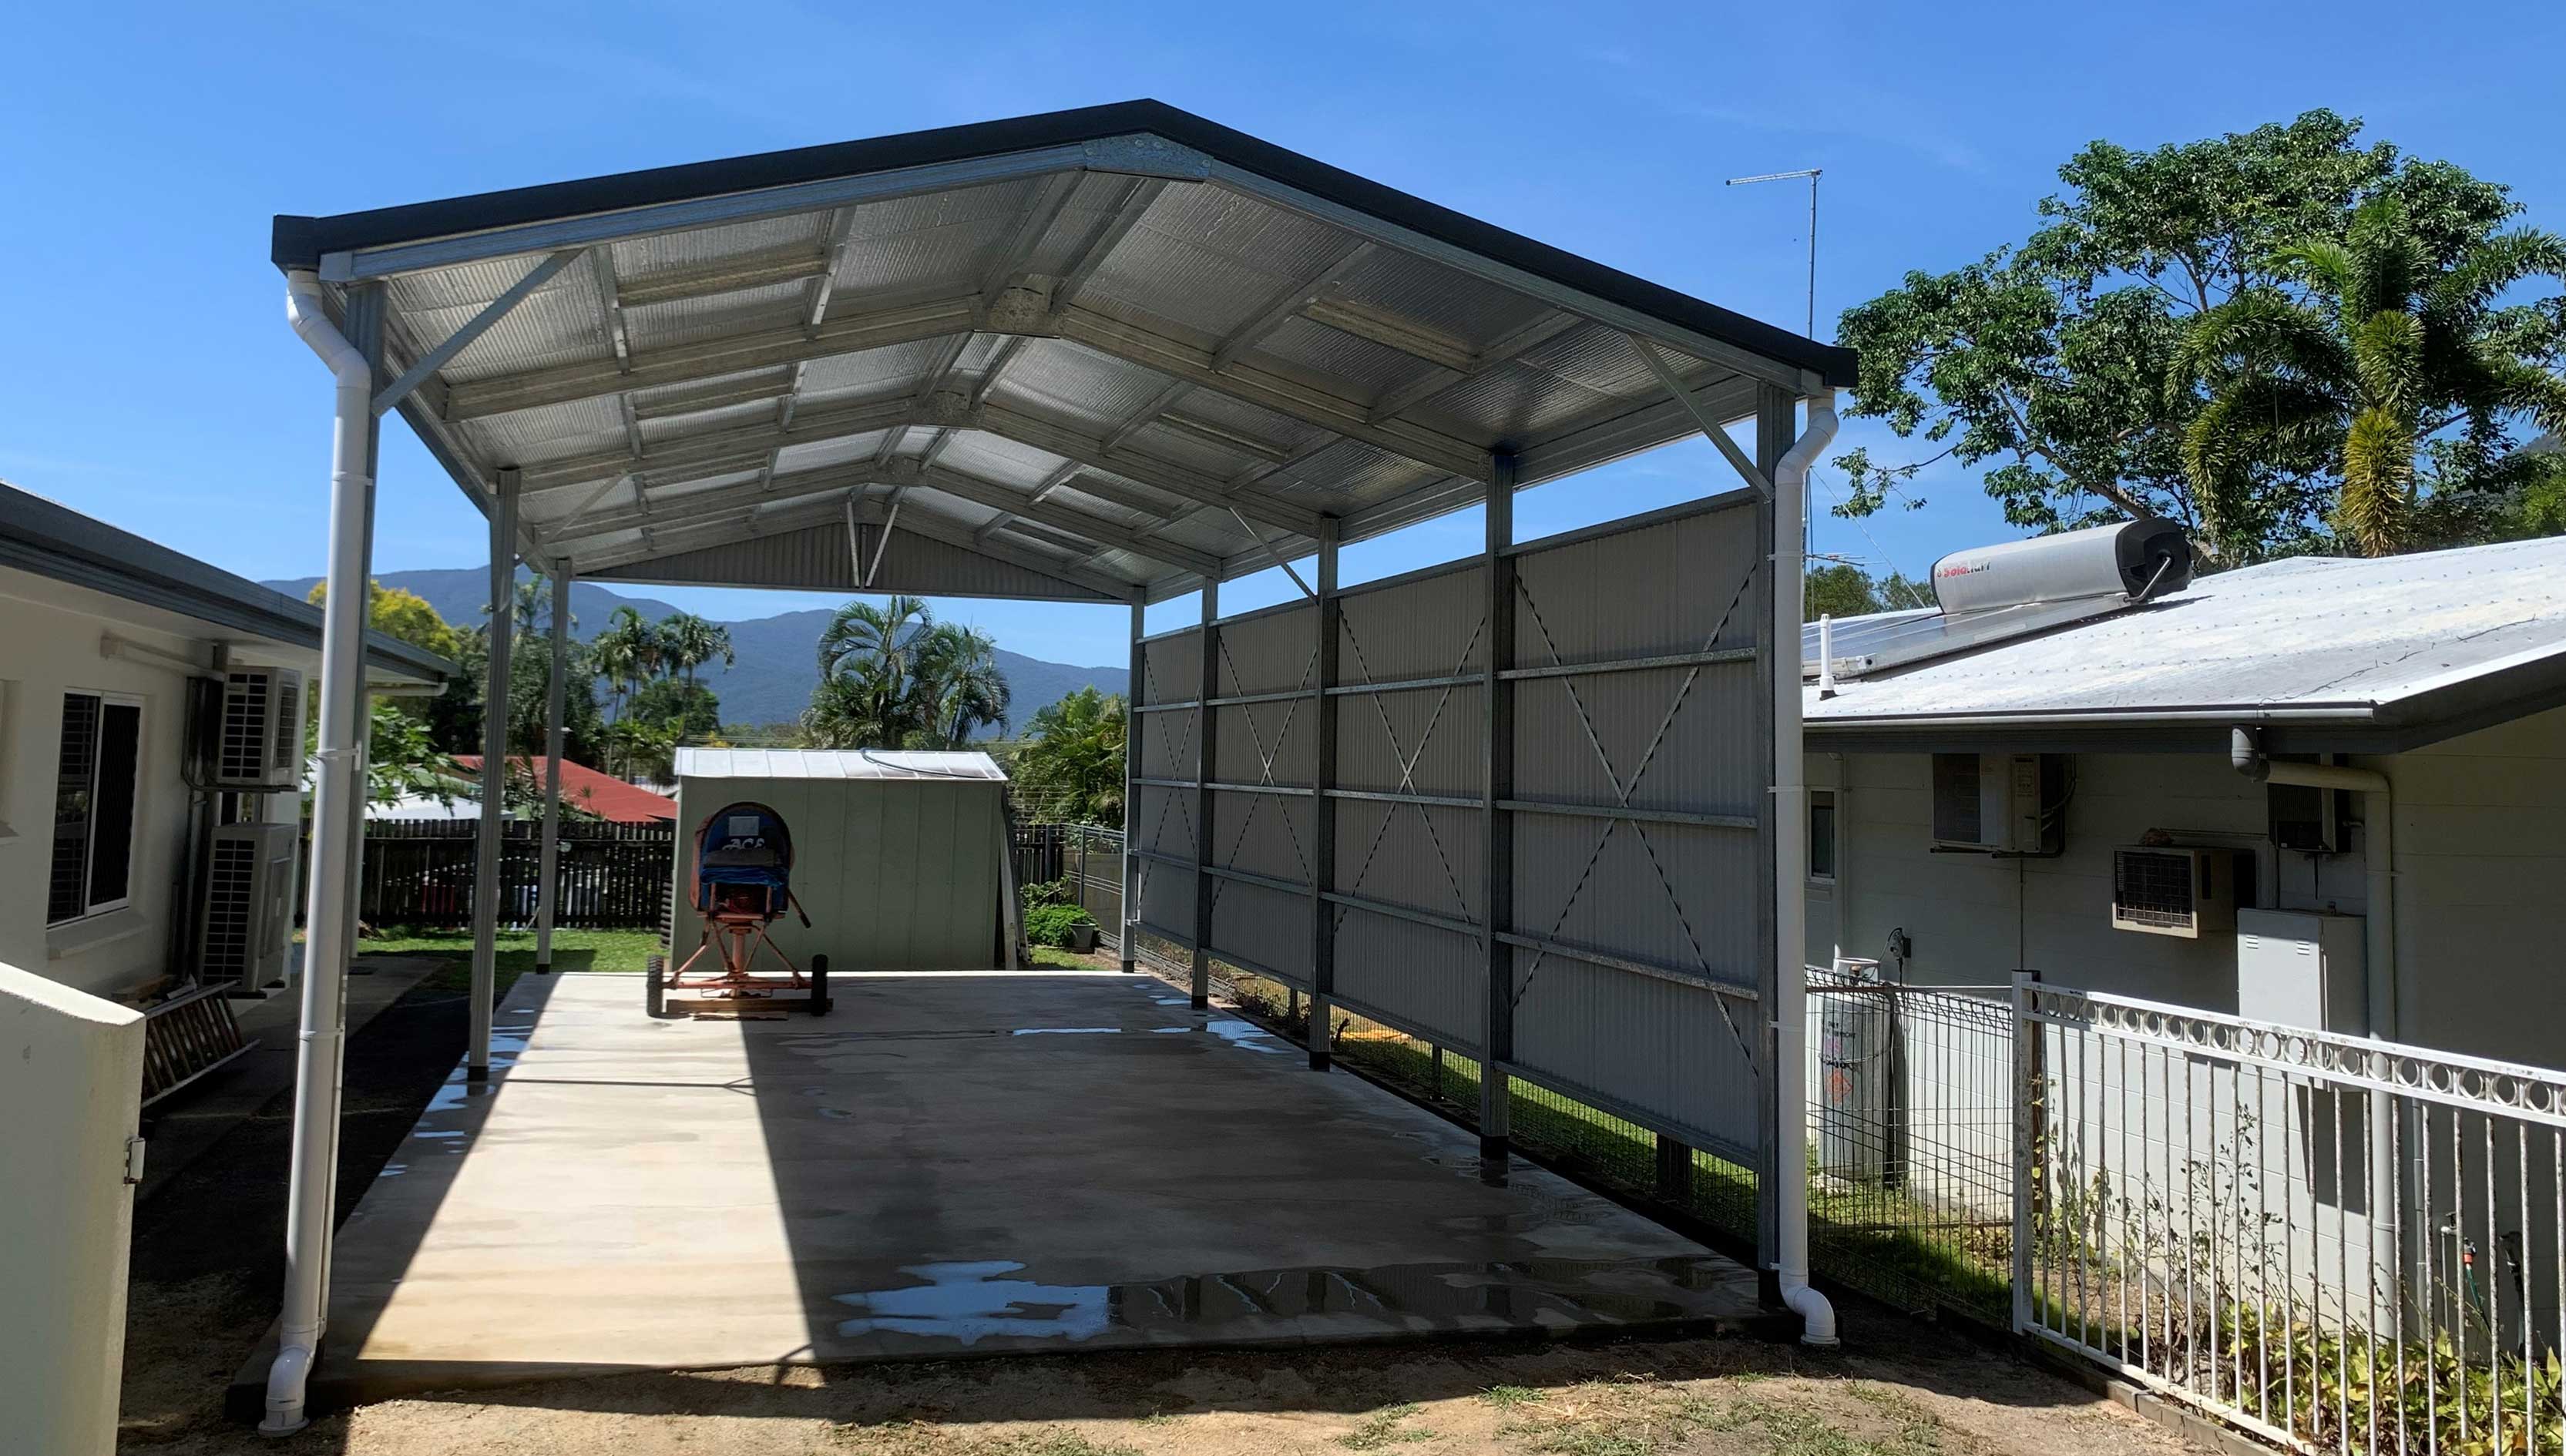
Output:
276,101,1851,603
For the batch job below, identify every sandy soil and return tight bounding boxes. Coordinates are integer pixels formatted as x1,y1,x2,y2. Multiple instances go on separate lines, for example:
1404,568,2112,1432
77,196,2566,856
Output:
132,1307,2196,1456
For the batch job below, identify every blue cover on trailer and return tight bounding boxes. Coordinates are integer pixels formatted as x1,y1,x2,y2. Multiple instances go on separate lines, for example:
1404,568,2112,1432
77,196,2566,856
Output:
692,802,794,916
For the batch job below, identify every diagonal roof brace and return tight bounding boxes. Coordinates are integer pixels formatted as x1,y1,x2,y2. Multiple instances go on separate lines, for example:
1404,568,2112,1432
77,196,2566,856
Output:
373,248,583,416
1631,335,1772,498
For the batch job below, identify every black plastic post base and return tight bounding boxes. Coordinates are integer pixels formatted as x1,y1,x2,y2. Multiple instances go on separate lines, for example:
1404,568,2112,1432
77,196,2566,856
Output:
465,1065,490,1083
1307,1048,1332,1072
1478,1134,1509,1161
534,960,551,975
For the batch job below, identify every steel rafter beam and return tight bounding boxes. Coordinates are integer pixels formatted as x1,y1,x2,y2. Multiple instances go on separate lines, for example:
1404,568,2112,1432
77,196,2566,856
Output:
1631,335,1771,497
902,462,1223,575
1050,305,1487,480
972,458,1083,544
1362,310,1580,424
440,292,982,421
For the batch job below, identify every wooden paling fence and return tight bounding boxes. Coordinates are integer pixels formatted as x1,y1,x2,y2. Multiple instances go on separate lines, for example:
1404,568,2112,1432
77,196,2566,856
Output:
334,818,676,930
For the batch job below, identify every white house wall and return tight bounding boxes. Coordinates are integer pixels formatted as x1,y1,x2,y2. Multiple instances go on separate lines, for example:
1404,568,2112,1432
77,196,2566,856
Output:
2376,706,2566,1069
0,593,206,999
1809,703,2566,1070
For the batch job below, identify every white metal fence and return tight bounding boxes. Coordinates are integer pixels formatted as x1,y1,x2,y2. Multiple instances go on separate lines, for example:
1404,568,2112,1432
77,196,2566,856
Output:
1802,968,2566,1456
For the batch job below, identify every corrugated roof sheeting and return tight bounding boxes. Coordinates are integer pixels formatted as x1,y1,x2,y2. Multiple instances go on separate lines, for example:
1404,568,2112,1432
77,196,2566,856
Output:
676,746,1005,780
308,102,1835,602
1806,533,2566,728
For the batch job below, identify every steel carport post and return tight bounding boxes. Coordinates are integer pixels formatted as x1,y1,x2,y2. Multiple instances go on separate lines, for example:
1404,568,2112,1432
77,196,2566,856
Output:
267,271,383,1435
1191,576,1219,1009
1307,516,1340,1072
469,469,521,1079
1119,600,1144,973
1479,451,1516,1160
536,560,571,973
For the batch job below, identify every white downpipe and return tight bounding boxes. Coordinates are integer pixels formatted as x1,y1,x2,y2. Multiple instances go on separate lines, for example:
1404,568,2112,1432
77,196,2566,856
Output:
267,270,373,1435
1772,390,1839,1347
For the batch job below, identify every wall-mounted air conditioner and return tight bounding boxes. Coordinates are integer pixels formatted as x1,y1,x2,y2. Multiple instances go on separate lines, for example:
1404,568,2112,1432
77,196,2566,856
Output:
208,666,304,790
1931,752,2064,854
2111,846,2238,939
197,821,300,990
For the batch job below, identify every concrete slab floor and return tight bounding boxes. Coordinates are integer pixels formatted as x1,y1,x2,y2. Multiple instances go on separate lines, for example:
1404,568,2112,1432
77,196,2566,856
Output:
270,970,1769,1410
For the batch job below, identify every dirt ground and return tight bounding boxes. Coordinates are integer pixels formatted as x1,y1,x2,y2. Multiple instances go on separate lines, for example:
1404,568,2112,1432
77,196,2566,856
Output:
117,956,2198,1456
134,1311,2195,1455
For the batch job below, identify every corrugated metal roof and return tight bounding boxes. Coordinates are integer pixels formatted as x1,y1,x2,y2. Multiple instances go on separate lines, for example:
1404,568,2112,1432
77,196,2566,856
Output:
1805,535,2566,733
674,747,1007,781
276,102,1840,605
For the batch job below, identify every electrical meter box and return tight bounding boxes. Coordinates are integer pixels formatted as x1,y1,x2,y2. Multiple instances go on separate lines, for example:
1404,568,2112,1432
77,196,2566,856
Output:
2236,909,2367,1035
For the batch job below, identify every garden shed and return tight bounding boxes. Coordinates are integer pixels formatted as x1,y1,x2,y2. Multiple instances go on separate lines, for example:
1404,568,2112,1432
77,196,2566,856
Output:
670,747,1017,971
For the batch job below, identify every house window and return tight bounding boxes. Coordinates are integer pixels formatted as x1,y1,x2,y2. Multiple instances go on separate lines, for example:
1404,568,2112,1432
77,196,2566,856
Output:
1809,790,1837,881
49,691,143,925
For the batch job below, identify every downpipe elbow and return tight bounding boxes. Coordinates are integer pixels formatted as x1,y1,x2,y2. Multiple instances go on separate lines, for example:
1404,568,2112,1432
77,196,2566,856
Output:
260,1337,314,1436
1782,1279,1839,1347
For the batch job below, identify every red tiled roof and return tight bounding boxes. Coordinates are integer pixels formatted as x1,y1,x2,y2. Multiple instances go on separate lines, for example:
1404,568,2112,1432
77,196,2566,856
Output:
450,756,677,824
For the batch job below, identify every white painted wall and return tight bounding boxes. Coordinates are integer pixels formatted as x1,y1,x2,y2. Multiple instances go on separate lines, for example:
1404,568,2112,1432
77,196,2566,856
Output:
0,593,206,1000
1808,704,2566,1069
0,961,144,1456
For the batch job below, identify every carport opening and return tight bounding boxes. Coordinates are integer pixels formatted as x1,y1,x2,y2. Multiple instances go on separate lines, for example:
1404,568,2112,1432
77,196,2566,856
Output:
257,99,1856,1429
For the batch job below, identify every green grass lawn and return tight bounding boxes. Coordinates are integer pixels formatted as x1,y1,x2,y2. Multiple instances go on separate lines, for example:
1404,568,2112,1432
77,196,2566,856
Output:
358,926,663,997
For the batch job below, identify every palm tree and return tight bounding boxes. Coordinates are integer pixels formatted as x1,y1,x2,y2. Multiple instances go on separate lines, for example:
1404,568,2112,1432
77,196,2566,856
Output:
591,606,660,724
1010,686,1127,827
816,595,934,686
657,612,734,685
800,665,912,750
915,624,1011,746
2176,197,2566,556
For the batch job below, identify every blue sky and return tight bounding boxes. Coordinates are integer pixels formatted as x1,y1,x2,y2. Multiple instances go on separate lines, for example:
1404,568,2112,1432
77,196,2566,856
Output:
6,2,2561,666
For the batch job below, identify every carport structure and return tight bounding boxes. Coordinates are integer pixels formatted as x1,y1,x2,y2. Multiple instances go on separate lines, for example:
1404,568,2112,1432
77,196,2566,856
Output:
268,101,1855,1432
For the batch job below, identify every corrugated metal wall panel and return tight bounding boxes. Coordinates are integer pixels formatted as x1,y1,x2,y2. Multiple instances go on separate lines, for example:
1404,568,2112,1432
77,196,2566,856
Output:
1135,856,1197,942
1205,877,1311,986
1338,565,1485,684
1334,685,1483,800
1332,908,1483,1050
1138,706,1199,781
1214,701,1314,787
1211,602,1316,696
1510,815,1760,988
1207,791,1314,884
1140,628,1203,703
1332,799,1481,925
1130,783,1197,863
1507,947,1763,1159
1509,669,1763,817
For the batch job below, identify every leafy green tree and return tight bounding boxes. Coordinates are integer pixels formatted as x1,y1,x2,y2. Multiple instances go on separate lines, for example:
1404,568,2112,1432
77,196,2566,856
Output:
2176,197,2566,555
657,611,733,685
591,606,661,723
626,676,721,740
307,579,465,662
1832,110,2542,562
1009,686,1127,827
1804,562,1939,619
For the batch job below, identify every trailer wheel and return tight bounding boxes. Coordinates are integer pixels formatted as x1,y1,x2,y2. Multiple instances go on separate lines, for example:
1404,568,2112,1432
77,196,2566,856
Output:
808,954,831,1018
646,954,666,1018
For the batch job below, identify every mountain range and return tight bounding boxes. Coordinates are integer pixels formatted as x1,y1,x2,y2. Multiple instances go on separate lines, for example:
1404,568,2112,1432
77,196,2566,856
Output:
259,565,1128,733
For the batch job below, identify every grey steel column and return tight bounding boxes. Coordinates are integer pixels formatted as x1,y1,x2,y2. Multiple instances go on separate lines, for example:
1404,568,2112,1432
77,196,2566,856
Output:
1752,384,1794,1282
466,468,520,1081
534,562,570,974
1190,578,1219,1010
1479,454,1517,1159
1307,518,1340,1071
1119,601,1144,974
